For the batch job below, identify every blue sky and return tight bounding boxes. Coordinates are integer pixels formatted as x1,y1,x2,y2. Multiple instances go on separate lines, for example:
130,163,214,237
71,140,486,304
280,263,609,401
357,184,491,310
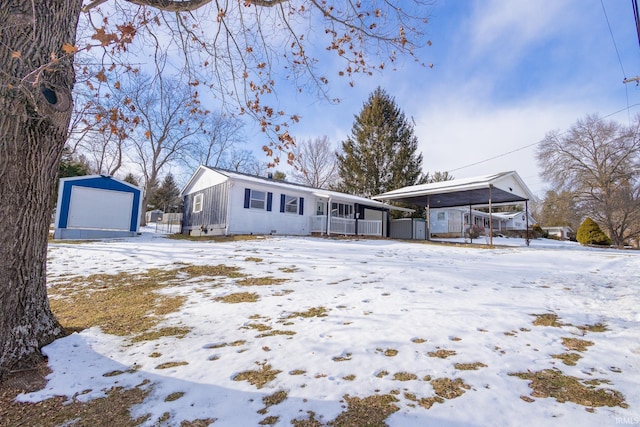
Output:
261,0,640,197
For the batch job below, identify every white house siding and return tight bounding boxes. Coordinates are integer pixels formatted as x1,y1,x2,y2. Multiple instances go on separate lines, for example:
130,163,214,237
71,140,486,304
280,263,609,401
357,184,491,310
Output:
226,181,311,236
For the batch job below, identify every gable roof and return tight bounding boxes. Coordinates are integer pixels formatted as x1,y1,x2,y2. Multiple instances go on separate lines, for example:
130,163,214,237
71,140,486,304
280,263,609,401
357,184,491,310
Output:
373,171,535,208
181,166,414,212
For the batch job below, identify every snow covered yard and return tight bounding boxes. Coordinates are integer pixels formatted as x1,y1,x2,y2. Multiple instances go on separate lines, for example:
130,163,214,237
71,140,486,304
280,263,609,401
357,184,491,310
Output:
18,233,640,426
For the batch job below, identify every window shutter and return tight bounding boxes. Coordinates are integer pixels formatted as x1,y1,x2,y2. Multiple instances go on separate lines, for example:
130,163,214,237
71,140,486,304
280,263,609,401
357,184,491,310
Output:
299,197,304,215
244,188,250,209
280,194,285,213
267,192,273,211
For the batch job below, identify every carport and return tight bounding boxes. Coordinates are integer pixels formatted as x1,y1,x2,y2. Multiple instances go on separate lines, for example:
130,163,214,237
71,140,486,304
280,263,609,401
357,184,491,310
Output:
373,171,536,245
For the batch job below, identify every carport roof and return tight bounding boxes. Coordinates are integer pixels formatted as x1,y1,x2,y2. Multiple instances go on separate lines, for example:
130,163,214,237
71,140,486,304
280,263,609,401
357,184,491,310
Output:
372,171,536,208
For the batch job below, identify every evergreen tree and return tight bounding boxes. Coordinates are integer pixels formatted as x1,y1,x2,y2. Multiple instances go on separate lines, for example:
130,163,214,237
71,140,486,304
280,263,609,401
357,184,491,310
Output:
336,87,426,198
576,217,612,246
122,173,140,187
58,145,89,179
149,173,181,212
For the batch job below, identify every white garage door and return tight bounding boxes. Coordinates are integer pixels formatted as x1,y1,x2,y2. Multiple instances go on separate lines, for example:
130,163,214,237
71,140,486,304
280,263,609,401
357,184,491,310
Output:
67,186,133,231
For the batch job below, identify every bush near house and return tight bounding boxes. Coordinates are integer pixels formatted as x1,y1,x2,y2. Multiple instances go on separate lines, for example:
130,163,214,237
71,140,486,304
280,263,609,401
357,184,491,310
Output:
576,217,611,246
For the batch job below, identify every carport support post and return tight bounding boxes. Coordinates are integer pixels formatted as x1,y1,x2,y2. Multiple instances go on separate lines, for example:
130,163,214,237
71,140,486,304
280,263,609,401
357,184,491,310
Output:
426,196,431,241
489,185,493,247
525,200,530,246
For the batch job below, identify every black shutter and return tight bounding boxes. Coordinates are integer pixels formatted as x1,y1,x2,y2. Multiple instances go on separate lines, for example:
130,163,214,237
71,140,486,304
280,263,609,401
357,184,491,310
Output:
244,188,250,209
299,197,304,215
280,194,285,213
267,192,273,211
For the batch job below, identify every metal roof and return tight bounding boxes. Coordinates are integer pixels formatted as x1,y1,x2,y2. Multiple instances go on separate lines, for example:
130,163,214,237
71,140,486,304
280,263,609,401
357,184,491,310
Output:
373,171,536,208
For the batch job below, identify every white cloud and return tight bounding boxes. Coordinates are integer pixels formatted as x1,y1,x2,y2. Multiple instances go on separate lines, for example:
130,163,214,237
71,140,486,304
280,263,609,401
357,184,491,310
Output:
467,0,575,63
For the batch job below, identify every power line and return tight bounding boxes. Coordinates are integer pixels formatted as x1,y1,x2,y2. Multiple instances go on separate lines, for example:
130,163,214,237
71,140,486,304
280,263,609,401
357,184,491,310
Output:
447,103,640,174
601,0,627,79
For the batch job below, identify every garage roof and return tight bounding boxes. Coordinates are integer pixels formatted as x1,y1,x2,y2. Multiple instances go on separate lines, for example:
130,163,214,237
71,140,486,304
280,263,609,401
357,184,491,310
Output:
373,171,536,208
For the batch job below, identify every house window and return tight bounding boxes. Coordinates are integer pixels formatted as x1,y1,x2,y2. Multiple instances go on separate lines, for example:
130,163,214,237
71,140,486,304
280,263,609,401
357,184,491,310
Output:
284,195,298,214
331,202,353,218
250,190,265,209
437,212,445,221
193,193,203,213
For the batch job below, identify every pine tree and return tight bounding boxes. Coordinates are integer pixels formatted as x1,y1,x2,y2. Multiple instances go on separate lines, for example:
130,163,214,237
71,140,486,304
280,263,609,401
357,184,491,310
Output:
149,173,181,212
576,217,612,246
122,173,139,187
336,87,426,198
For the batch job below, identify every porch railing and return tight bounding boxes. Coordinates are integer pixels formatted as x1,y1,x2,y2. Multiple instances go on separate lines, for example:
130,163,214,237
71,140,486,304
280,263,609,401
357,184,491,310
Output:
310,215,382,236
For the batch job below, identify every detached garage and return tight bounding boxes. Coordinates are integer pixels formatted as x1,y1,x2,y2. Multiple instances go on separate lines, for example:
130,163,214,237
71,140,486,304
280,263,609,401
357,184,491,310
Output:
54,175,143,240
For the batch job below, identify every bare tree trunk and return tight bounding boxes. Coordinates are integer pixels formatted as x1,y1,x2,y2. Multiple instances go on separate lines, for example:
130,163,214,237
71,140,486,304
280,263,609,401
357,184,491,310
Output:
0,1,82,376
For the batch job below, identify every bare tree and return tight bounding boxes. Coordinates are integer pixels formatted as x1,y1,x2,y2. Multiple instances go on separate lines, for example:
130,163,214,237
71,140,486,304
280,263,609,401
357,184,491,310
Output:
0,0,432,373
537,115,640,246
189,113,244,169
290,136,339,188
126,72,205,224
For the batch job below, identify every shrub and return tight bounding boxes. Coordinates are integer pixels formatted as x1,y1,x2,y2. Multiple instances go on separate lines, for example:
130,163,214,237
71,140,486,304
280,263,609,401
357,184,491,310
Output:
576,218,611,246
464,224,484,239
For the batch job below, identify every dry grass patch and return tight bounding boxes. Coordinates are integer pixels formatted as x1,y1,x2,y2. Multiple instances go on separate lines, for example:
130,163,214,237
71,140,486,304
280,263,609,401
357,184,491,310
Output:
428,349,457,359
578,322,608,333
285,306,330,319
1,382,150,427
204,340,246,349
562,337,594,352
510,369,628,408
179,264,244,278
377,348,398,357
233,362,282,389
393,372,417,381
411,338,427,344
375,370,389,378
332,353,352,362
279,266,301,273
256,330,296,338
259,415,279,425
343,374,356,381
155,361,188,370
164,391,185,402
418,377,471,409
49,263,247,338
168,234,260,242
244,323,273,332
329,394,399,426
289,369,306,375
552,353,582,366
259,390,288,414
236,277,287,286
454,362,487,371
132,326,192,343
292,411,323,427
531,313,564,327
245,257,264,263
49,271,187,338
215,292,259,303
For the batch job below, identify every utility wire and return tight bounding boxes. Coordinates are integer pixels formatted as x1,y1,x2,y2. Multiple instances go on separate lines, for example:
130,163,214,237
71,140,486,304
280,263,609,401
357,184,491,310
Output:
601,0,627,78
633,0,640,50
447,103,640,173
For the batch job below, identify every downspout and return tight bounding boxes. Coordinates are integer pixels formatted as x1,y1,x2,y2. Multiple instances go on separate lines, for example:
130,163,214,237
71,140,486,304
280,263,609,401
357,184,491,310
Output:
224,181,231,236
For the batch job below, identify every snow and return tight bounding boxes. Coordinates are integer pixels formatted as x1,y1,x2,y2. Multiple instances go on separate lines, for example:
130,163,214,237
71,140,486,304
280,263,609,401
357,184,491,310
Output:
20,229,640,426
